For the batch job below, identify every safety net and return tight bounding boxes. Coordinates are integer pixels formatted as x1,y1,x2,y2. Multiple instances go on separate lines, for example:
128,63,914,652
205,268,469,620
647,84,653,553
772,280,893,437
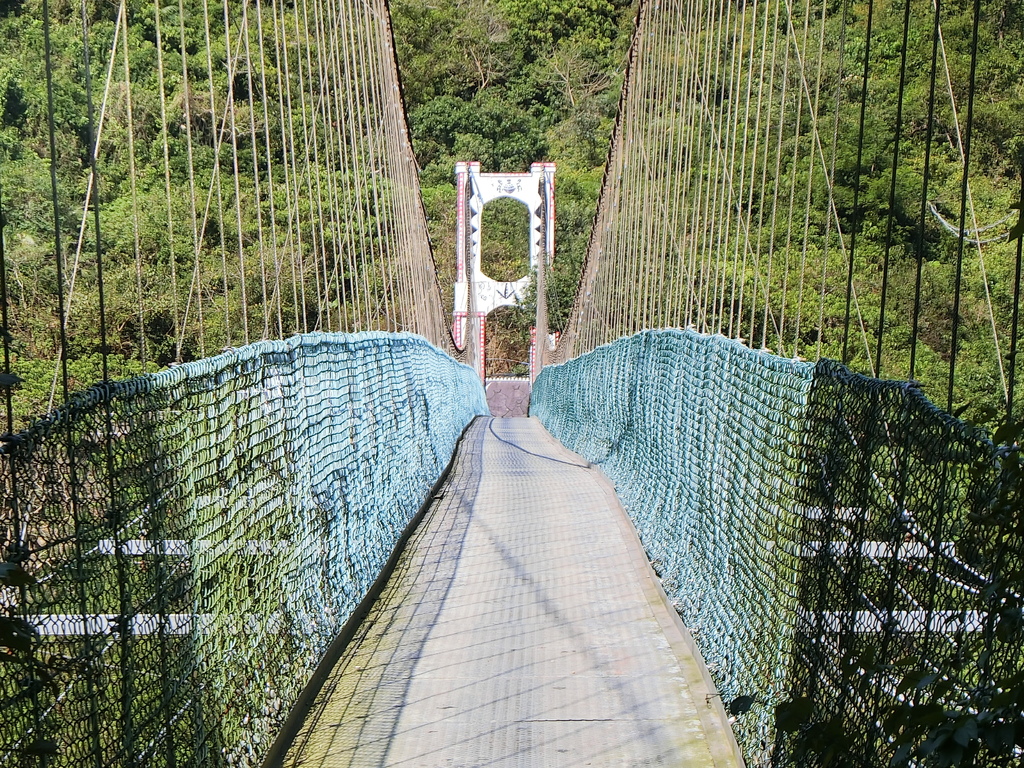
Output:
0,332,487,768
780,362,1014,767
533,329,816,764
532,329,1018,767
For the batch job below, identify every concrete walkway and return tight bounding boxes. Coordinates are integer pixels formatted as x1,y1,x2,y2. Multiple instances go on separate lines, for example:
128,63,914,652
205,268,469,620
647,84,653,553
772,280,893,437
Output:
276,417,742,768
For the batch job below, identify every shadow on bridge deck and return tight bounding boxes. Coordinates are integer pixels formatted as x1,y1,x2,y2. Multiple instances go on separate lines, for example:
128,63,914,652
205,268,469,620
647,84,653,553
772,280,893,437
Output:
268,417,742,767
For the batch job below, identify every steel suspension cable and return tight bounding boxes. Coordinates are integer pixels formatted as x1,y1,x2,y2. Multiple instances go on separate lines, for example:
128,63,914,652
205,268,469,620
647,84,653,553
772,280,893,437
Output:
946,0,983,412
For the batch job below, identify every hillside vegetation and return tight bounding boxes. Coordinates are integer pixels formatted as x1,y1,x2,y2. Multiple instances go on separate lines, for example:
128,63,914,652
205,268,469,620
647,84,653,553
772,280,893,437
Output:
389,0,637,375
393,0,1024,419
0,0,1021,415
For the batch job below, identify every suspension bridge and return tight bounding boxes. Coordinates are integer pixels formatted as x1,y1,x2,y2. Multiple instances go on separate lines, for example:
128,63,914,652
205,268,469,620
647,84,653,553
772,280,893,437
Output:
1,0,1022,767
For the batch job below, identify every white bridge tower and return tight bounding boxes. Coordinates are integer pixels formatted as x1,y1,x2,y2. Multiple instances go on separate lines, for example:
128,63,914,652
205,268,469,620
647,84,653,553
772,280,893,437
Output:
453,161,556,381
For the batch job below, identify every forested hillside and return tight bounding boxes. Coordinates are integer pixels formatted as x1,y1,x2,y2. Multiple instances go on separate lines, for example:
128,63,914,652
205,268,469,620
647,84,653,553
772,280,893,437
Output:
389,0,637,374
797,0,1024,418
0,0,1021,415
391,0,1024,418
0,0,439,423
0,0,634,417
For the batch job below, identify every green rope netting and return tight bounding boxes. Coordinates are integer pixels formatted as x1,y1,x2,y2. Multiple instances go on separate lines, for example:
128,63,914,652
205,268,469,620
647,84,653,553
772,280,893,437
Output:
533,329,1013,767
1,332,487,768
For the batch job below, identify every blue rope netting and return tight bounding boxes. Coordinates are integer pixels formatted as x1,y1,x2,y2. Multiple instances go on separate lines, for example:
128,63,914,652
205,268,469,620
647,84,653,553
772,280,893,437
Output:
532,329,1012,767
532,329,815,764
0,332,487,768
5,327,1016,767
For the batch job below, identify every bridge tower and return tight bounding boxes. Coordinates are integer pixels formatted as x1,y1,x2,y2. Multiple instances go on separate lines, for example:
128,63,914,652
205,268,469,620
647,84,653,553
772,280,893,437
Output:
453,161,556,381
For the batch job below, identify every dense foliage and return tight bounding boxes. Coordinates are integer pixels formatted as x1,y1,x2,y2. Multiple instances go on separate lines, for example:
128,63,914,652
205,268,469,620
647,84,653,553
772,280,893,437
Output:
0,0,420,423
808,0,1024,418
0,0,1020,406
389,0,636,375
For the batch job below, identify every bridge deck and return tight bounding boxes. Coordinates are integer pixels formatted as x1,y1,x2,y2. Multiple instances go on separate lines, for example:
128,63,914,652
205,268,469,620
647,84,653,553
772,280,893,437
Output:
275,417,741,767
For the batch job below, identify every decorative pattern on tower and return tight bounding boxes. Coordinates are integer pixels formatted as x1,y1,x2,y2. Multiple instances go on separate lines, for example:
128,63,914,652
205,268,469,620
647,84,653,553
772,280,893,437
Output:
453,162,556,380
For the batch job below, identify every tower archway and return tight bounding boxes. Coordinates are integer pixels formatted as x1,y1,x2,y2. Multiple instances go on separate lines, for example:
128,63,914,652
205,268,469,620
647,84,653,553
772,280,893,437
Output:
480,198,531,283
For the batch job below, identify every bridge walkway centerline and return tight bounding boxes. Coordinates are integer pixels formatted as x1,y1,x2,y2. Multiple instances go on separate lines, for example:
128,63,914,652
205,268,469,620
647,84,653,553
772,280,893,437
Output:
271,416,742,767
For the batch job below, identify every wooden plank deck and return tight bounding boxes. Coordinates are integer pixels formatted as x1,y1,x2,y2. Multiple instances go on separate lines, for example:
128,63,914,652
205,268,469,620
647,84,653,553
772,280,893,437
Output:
271,417,742,768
